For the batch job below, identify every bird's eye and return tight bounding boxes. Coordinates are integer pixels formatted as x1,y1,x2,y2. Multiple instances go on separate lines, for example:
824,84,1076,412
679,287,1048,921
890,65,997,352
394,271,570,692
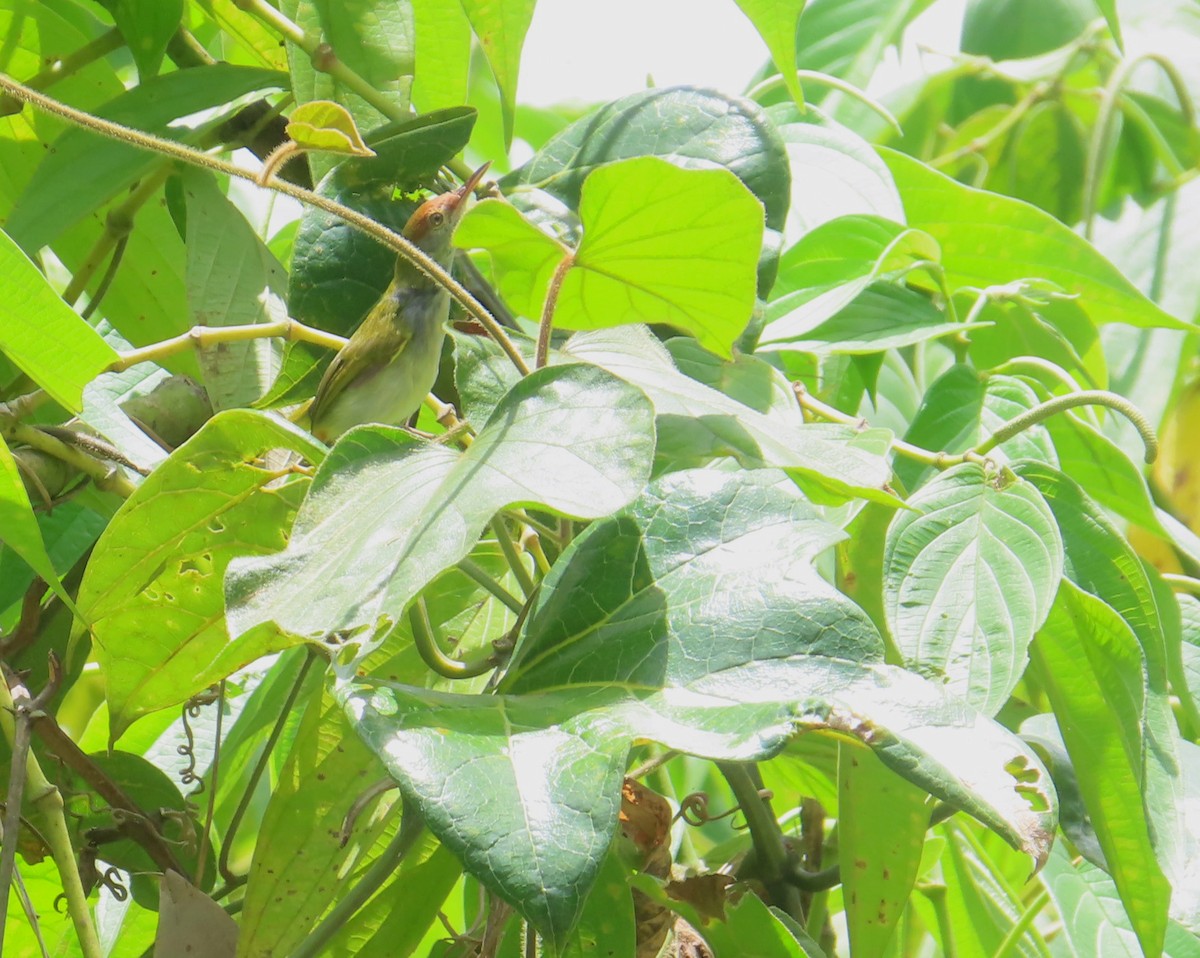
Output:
428,211,445,228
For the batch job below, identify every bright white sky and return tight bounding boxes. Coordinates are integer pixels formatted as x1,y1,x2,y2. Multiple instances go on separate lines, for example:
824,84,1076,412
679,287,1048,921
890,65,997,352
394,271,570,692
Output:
518,0,968,108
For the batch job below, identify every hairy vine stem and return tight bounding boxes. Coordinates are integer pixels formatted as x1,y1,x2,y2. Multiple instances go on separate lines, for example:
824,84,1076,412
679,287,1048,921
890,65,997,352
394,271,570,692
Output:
535,254,575,369
0,74,530,376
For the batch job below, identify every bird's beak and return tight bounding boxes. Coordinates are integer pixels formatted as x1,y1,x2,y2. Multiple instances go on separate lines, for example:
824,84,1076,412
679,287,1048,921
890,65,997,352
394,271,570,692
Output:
454,162,491,203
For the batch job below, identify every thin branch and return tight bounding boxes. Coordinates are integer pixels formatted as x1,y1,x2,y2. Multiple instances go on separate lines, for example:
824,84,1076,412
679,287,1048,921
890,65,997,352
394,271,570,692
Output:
409,598,499,680
457,558,526,614
973,390,1158,462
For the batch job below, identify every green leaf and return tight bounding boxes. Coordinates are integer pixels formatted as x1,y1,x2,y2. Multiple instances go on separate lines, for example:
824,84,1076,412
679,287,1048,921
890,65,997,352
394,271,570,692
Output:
411,0,472,110
552,157,764,357
701,890,823,956
0,229,118,411
1017,461,1200,937
0,435,80,614
1040,843,1200,958
279,0,413,175
0,502,105,620
455,198,568,318
225,364,655,643
563,326,894,503
238,685,397,956
767,105,904,244
965,295,1106,388
6,64,287,252
288,107,477,338
340,469,1055,945
884,462,1063,716
790,0,937,105
838,744,929,957
1180,594,1200,718
505,87,790,232
458,0,535,148
180,170,285,410
896,367,1054,493
110,0,182,78
733,1,808,107
1030,580,1167,958
560,847,636,958
285,99,375,156
933,822,1050,958
76,411,324,740
763,216,941,346
882,148,1192,331
778,284,984,355
1020,713,1106,868
961,0,1094,60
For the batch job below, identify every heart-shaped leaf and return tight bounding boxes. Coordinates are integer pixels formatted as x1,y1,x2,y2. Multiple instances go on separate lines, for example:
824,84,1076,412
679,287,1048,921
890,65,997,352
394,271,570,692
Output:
551,157,764,358
340,469,1056,946
226,364,655,643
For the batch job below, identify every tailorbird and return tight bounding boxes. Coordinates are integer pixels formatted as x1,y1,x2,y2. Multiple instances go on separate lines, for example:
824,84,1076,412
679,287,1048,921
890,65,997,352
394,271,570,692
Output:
308,162,489,443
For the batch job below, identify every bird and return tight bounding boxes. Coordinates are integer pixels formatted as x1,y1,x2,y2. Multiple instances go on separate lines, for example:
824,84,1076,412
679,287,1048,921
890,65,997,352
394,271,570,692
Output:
307,162,490,444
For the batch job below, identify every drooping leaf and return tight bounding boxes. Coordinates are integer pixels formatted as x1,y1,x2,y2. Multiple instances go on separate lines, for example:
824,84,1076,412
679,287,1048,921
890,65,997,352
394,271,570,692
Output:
838,743,929,957
884,462,1063,716
733,1,809,107
340,469,1056,946
180,169,286,410
410,0,472,110
883,148,1192,331
458,0,536,148
1030,580,1167,958
0,229,118,411
1043,410,1165,535
109,0,182,78
76,411,324,740
1017,461,1200,936
225,364,656,644
552,157,765,357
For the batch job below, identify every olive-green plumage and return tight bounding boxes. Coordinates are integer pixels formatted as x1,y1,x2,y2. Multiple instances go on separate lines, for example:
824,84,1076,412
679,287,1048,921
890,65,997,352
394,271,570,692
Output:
309,164,488,443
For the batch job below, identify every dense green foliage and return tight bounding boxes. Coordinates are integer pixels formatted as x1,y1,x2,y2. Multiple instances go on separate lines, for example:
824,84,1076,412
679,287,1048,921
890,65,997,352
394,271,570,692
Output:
2,1,1200,956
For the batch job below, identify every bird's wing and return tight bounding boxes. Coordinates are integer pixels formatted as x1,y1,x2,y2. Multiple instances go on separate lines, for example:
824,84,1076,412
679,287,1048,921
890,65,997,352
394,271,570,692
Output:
309,320,413,422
